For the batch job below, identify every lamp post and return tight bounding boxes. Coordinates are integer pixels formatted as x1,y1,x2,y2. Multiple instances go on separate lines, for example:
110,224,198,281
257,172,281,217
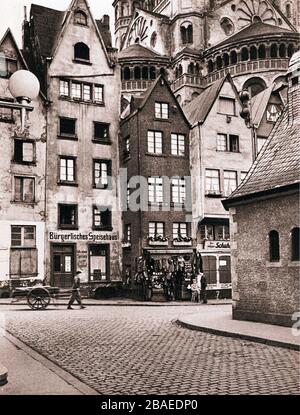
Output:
239,89,257,162
0,69,40,131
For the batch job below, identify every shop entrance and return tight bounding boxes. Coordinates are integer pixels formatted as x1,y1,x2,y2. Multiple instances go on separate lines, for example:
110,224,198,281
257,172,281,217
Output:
51,244,75,288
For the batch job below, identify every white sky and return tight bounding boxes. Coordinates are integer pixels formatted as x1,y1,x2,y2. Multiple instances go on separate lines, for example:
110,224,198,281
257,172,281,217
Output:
1,0,115,47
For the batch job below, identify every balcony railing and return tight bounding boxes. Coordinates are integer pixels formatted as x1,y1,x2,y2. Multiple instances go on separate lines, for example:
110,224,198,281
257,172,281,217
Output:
172,74,205,92
206,58,289,85
122,79,155,92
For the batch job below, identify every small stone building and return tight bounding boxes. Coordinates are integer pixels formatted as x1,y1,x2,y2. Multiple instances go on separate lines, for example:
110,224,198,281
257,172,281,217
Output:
223,52,300,327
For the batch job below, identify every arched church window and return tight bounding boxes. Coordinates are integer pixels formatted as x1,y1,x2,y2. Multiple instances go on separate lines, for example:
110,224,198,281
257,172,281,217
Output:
181,22,193,44
220,17,234,36
250,46,257,60
142,67,149,80
269,230,280,262
286,3,292,18
75,11,88,26
241,47,249,61
207,60,214,73
223,53,230,67
270,44,278,58
279,44,286,58
258,45,266,59
150,32,157,48
291,228,300,261
216,56,222,70
230,50,237,64
134,66,141,79
188,62,195,75
74,42,90,61
287,44,294,57
243,77,267,97
150,67,156,79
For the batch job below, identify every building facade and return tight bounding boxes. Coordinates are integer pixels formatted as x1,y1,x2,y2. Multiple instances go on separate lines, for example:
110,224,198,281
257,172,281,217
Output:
223,52,300,326
0,30,47,287
120,75,193,296
23,0,122,292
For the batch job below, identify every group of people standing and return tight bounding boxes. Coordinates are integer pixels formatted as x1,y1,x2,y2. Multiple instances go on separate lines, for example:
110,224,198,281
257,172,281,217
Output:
134,250,208,303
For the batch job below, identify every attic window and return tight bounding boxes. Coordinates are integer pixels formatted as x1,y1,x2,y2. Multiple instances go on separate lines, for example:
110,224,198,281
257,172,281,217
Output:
74,42,90,62
75,11,88,26
0,55,17,78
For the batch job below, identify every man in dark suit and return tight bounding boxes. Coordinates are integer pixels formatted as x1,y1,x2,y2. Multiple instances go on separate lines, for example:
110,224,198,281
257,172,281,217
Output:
67,271,86,310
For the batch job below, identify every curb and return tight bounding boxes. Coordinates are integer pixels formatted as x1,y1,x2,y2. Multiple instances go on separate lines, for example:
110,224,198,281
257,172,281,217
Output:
176,319,300,351
1,329,99,395
0,301,231,307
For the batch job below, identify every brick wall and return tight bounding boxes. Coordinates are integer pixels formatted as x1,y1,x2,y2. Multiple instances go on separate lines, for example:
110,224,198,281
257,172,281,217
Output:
230,191,300,327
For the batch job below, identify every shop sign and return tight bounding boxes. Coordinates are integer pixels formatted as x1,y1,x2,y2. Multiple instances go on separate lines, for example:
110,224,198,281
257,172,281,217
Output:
49,232,119,243
204,240,230,250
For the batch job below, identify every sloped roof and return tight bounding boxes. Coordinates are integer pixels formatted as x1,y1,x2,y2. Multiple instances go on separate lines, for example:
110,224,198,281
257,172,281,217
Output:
224,106,299,205
183,77,227,126
118,43,165,60
30,4,64,57
215,22,295,49
251,84,276,127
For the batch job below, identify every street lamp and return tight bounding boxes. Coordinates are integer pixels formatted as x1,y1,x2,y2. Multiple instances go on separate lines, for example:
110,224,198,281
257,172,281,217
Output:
239,88,257,161
0,69,40,131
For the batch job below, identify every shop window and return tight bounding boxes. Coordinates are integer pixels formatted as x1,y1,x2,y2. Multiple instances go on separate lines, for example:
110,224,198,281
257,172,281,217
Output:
269,230,280,262
200,224,229,241
75,10,88,26
148,177,163,203
147,130,163,154
93,206,112,230
171,134,185,156
171,177,186,204
58,204,78,229
218,97,236,115
224,171,237,197
94,122,110,142
291,228,300,261
74,42,90,62
93,160,111,189
59,117,76,138
219,256,231,284
205,169,220,195
155,102,169,119
59,157,76,184
149,222,165,238
202,256,217,285
89,245,109,281
14,177,35,203
13,140,35,163
10,248,38,278
11,226,36,247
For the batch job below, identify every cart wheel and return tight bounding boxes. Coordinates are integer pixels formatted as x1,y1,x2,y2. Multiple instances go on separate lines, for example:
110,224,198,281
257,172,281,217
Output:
27,287,50,310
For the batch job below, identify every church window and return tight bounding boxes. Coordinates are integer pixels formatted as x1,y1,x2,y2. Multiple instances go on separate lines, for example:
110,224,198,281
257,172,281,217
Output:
180,22,193,44
220,17,234,36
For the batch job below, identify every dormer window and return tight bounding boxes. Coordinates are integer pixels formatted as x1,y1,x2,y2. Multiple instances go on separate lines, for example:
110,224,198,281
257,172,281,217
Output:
74,42,90,62
75,11,88,26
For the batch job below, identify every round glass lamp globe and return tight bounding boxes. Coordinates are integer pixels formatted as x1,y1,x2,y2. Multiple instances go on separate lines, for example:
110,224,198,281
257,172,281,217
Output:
9,70,40,101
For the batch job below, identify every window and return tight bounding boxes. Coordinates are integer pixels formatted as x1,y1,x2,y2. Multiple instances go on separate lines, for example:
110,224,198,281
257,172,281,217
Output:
224,171,237,196
93,160,111,189
71,82,82,100
149,222,164,238
58,204,78,229
147,131,162,154
292,77,299,86
83,84,92,101
11,226,36,247
14,140,35,163
125,224,131,243
181,23,193,44
171,177,186,204
218,97,236,116
93,206,112,230
205,170,220,195
89,245,109,281
0,56,17,78
94,122,109,142
266,104,281,122
216,134,239,152
200,224,229,241
59,157,76,183
173,223,188,239
291,228,300,261
75,10,87,26
74,42,90,61
10,248,38,278
257,137,267,154
14,177,35,203
155,102,169,119
171,134,185,156
94,85,104,104
148,177,163,203
0,106,14,122
269,230,280,262
124,136,130,158
60,80,70,97
59,117,76,138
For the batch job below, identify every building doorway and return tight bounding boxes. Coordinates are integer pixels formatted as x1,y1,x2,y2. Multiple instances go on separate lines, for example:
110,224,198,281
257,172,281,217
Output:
51,244,75,287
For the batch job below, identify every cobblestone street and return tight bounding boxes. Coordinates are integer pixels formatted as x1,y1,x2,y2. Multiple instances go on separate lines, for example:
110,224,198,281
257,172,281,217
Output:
0,305,299,395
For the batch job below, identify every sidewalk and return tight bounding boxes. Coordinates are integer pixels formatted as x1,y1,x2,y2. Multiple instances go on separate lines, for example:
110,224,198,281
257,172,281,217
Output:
0,297,231,307
177,305,300,351
0,328,98,395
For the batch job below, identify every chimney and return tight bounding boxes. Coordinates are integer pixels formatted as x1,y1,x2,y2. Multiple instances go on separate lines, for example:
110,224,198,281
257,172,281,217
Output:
101,14,110,30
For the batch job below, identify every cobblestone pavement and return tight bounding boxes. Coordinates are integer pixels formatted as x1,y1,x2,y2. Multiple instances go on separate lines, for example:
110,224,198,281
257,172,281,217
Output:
0,305,299,395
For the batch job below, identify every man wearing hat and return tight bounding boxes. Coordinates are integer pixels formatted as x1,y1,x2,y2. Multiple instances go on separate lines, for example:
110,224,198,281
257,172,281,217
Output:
67,271,86,310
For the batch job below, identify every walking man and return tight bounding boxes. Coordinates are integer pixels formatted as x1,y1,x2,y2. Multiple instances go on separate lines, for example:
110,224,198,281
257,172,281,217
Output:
200,272,208,304
67,271,86,310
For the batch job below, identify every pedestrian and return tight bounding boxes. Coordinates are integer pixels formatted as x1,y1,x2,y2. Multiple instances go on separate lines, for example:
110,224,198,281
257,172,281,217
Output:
67,271,86,310
200,272,208,304
190,278,200,302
